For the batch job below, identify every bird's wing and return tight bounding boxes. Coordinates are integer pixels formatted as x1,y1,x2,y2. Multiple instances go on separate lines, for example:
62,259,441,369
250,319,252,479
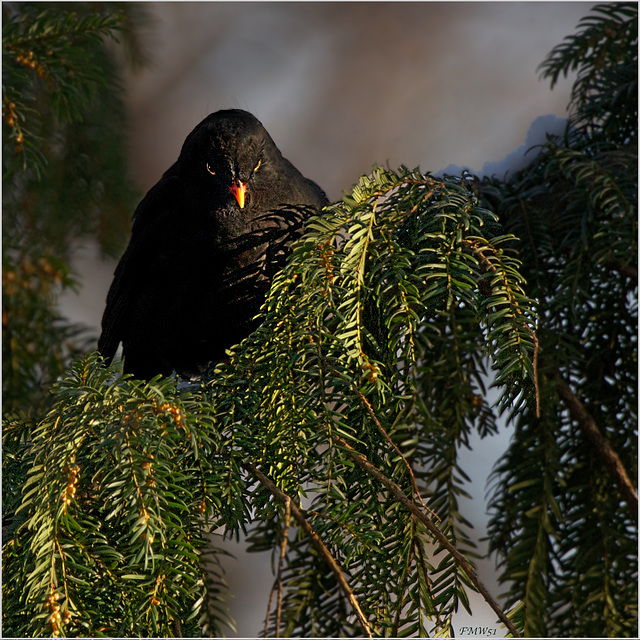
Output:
98,175,183,363
302,176,329,209
279,156,329,209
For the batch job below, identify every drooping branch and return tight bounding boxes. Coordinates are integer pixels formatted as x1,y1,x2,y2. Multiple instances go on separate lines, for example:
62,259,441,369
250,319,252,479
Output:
556,375,638,522
242,462,373,638
330,434,522,638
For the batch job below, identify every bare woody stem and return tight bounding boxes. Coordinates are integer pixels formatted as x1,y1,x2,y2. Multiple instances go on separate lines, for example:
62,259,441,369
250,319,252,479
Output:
242,462,373,639
556,375,638,523
330,434,522,639
264,497,290,638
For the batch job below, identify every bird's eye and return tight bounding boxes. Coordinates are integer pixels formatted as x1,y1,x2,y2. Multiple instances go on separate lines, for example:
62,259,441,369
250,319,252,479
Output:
206,163,215,176
253,159,262,173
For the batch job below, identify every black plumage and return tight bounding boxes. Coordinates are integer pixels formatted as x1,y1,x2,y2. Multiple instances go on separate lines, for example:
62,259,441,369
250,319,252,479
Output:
98,109,327,379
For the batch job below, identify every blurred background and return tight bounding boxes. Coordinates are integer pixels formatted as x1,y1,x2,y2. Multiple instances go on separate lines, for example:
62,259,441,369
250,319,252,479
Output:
56,2,592,636
123,2,588,198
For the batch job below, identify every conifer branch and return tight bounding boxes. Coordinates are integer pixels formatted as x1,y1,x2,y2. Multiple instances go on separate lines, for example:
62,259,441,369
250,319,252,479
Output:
349,380,439,520
556,375,638,522
330,434,521,638
243,462,373,638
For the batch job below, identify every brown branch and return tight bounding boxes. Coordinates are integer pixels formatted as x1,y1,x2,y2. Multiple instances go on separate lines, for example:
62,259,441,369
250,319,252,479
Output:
276,498,289,635
243,462,373,638
556,375,638,523
605,259,637,281
264,497,290,638
350,383,440,521
532,329,541,418
330,434,522,638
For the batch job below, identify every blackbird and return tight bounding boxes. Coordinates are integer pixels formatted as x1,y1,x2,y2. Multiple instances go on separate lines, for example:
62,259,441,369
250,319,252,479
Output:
98,109,327,379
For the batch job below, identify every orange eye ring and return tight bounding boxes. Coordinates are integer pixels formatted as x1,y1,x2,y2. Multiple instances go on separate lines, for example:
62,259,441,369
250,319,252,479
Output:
206,163,215,176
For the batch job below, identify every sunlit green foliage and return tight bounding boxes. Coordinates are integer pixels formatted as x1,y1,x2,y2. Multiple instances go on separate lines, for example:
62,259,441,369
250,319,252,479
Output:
3,167,535,637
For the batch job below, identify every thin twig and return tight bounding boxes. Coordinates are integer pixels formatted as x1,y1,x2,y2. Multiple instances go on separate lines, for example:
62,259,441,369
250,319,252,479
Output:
263,577,276,637
605,259,637,281
276,498,290,635
330,434,522,638
556,374,638,523
243,462,373,638
532,329,540,418
351,383,440,522
263,497,290,638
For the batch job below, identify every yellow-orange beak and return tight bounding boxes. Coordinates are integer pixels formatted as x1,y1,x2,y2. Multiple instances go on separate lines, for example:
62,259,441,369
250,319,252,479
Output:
229,180,246,209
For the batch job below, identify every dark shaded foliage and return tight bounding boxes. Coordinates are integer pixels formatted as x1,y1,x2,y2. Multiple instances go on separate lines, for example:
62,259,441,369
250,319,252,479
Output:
478,4,637,636
2,3,140,417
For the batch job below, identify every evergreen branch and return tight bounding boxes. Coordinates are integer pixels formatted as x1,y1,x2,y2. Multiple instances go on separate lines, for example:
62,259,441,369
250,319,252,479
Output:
392,540,415,635
555,375,638,522
330,434,521,638
348,377,438,520
3,11,124,49
243,462,373,638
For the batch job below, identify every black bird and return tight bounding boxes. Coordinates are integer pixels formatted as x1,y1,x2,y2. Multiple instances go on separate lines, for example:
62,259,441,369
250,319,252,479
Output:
98,109,327,379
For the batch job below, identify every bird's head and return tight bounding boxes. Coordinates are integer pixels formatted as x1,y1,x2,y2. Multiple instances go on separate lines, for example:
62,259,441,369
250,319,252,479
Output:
178,109,281,211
